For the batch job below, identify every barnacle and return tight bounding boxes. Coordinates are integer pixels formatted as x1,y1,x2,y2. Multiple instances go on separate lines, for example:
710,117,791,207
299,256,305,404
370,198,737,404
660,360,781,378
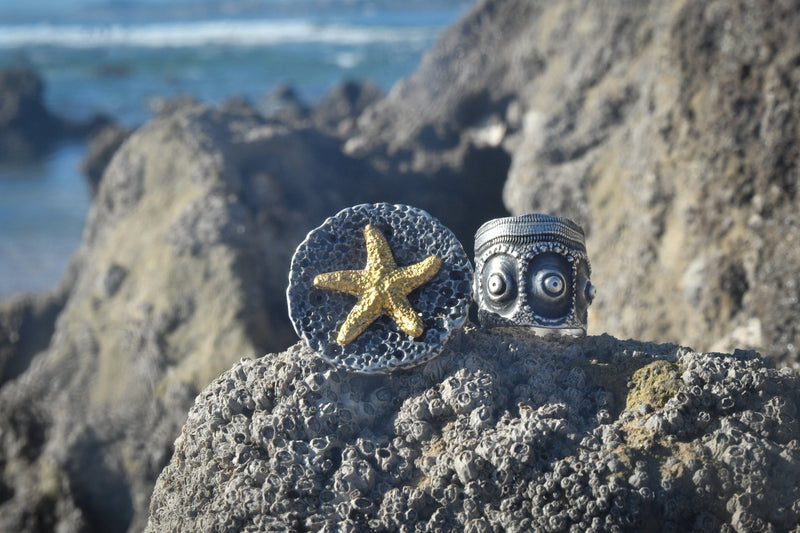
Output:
149,329,800,532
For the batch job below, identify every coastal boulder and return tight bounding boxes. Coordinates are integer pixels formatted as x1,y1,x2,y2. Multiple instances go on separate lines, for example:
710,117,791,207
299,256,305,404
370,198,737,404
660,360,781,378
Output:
147,328,800,531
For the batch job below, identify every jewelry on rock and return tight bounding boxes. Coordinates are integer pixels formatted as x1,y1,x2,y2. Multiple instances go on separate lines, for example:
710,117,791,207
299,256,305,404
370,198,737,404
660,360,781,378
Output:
287,203,473,373
313,223,442,346
473,213,595,335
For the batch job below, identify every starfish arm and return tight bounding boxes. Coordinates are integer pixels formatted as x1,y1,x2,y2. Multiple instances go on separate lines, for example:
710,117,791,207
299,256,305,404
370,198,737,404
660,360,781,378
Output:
386,293,424,338
391,255,442,294
336,292,382,345
313,270,367,295
363,224,396,273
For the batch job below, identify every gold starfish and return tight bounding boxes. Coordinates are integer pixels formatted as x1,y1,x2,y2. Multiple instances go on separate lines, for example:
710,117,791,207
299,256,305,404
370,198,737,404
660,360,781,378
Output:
313,224,442,345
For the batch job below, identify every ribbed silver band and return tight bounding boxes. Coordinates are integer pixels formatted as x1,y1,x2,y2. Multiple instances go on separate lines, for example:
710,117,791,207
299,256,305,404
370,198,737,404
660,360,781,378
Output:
474,214,586,255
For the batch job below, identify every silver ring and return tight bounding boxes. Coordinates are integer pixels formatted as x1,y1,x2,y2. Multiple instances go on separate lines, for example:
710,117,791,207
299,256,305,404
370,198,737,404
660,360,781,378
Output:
473,213,595,335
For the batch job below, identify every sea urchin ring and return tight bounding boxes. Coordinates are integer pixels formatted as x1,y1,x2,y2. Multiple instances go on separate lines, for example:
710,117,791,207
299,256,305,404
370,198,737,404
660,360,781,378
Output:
287,203,473,373
473,213,595,335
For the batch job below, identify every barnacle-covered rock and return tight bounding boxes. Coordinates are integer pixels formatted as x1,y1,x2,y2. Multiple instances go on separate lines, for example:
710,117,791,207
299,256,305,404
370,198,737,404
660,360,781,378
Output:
148,329,800,531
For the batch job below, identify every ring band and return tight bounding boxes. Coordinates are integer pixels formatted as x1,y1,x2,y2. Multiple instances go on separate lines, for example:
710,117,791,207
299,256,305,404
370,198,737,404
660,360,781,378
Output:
473,213,595,334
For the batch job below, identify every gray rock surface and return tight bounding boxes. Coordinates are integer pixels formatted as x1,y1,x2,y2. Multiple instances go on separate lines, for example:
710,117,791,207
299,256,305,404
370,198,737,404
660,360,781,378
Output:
0,102,381,532
0,76,519,529
0,76,514,530
349,0,800,366
0,278,71,386
147,328,800,531
81,122,132,197
313,80,384,138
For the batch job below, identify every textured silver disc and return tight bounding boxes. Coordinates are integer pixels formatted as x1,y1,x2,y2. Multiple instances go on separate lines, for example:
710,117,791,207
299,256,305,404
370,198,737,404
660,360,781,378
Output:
287,203,473,373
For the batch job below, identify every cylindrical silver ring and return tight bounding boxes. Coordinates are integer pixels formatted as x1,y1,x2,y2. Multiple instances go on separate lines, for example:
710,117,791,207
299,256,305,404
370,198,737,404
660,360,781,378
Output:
473,213,595,335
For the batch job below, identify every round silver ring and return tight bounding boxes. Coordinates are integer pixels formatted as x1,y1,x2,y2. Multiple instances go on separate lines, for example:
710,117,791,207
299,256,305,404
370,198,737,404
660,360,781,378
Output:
473,213,595,335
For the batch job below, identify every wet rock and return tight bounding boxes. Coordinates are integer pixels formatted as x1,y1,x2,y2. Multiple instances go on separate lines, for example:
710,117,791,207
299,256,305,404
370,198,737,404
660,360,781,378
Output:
0,68,65,158
147,329,800,531
0,68,115,160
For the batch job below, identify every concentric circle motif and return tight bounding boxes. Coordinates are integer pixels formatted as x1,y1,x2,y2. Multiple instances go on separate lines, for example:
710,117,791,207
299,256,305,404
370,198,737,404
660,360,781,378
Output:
287,203,473,373
473,213,595,334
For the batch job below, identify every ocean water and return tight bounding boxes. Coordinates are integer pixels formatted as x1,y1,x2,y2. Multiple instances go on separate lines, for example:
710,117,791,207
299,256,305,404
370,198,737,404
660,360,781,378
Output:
0,1,468,298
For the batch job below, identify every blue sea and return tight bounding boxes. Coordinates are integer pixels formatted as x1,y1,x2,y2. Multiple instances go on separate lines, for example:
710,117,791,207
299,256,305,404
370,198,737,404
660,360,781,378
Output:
0,0,469,298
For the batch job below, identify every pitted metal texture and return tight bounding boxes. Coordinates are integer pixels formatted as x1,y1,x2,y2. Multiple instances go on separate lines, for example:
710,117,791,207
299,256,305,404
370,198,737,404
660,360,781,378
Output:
287,203,473,373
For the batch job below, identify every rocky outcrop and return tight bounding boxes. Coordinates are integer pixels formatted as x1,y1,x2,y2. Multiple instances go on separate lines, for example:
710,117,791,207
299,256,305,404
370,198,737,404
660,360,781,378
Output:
260,84,311,124
0,69,66,158
313,80,384,138
0,102,382,532
0,68,112,160
349,0,800,366
147,328,800,531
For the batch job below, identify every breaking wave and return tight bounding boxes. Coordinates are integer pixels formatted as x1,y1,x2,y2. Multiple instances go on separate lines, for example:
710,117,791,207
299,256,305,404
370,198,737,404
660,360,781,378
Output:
0,19,437,49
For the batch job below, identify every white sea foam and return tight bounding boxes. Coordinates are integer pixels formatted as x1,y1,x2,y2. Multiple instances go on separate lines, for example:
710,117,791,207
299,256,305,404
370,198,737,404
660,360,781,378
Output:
0,19,437,49
333,51,364,69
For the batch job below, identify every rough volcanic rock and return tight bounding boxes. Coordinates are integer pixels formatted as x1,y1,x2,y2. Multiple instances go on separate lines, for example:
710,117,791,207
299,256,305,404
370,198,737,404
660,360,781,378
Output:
147,328,800,531
349,0,800,366
0,101,386,532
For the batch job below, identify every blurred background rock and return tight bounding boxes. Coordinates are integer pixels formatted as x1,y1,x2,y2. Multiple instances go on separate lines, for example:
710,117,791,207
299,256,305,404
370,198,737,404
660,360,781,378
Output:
1,0,799,531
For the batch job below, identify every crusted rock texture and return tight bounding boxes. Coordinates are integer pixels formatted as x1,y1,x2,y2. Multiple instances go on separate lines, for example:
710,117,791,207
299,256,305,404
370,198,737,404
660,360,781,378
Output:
351,0,800,365
148,329,800,532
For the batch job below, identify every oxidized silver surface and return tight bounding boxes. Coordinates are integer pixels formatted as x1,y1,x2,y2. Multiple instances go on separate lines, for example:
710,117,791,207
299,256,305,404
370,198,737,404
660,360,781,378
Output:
473,213,595,334
287,203,473,373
